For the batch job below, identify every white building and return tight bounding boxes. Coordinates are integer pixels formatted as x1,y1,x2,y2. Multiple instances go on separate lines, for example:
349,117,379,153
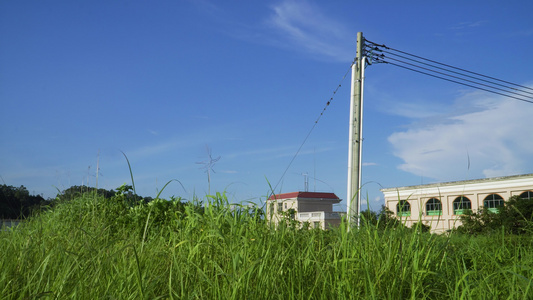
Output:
381,174,533,233
266,192,345,229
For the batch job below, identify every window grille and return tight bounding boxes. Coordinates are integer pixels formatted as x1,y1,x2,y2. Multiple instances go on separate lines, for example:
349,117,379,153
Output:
483,194,503,212
396,200,411,216
520,191,533,200
426,198,442,216
453,196,471,215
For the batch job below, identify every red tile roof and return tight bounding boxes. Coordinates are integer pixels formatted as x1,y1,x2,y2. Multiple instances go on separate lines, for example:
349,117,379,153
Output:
268,191,340,201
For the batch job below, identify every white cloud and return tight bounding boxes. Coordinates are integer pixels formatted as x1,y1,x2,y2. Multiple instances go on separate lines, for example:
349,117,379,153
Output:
220,170,238,174
388,90,533,181
273,146,334,159
224,145,295,160
382,100,449,119
190,0,354,61
266,0,353,61
513,28,533,37
224,144,334,161
450,20,486,30
127,139,186,159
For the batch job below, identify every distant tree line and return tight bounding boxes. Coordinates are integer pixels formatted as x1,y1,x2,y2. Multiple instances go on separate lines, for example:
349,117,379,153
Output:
0,184,154,219
0,185,46,219
55,185,153,204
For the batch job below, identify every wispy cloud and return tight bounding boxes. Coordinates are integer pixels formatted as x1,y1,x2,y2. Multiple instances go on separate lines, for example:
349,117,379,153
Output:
224,144,334,161
127,139,186,159
224,145,297,160
188,0,220,16
273,146,334,159
448,20,487,37
450,20,486,30
380,100,450,119
265,0,353,61
388,89,533,181
512,28,533,37
126,131,221,161
190,0,354,61
219,170,238,174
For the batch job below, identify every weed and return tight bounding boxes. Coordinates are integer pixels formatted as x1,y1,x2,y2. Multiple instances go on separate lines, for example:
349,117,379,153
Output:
1,191,532,299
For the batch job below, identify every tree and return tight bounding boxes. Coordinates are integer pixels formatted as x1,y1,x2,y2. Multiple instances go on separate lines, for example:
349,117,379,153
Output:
55,185,152,206
457,195,533,235
360,206,405,230
55,185,116,204
0,185,46,219
359,209,378,227
498,195,533,234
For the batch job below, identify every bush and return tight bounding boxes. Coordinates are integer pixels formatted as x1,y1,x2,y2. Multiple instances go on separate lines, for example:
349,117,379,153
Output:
457,195,533,235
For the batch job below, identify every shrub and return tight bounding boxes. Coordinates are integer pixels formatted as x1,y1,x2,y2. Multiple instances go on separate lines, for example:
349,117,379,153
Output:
457,195,533,235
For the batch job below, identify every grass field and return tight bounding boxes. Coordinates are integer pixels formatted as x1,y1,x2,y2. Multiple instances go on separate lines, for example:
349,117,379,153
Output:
1,192,532,299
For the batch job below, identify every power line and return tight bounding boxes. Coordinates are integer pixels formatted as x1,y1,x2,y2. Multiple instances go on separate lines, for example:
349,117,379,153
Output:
366,40,533,92
384,61,533,104
377,49,533,97
364,39,533,104
380,55,533,101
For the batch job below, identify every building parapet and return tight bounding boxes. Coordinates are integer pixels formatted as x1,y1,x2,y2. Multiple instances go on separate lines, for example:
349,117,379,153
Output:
298,211,346,220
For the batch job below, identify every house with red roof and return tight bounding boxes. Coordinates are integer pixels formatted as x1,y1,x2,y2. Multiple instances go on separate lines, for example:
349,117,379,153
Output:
267,191,345,229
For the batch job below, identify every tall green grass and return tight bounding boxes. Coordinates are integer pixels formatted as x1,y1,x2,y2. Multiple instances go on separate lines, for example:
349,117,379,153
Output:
1,192,532,299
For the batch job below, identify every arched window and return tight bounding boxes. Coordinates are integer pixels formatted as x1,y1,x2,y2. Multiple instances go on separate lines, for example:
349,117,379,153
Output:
483,194,504,213
396,200,411,216
520,191,533,200
453,196,472,215
426,198,442,216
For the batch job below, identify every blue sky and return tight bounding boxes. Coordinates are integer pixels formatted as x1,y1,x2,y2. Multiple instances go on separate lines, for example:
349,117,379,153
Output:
2,0,533,211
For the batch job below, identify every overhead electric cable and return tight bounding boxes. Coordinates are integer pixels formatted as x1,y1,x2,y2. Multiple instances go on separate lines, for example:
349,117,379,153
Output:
363,39,533,104
379,55,533,100
271,58,356,194
375,49,533,97
382,61,533,104
366,40,533,92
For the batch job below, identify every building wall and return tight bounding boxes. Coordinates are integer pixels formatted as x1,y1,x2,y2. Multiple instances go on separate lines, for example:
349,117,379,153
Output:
297,211,345,229
298,201,335,213
266,193,342,229
382,174,533,234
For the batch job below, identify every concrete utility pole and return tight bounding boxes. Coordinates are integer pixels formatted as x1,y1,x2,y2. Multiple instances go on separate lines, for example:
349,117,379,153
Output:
347,32,365,228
